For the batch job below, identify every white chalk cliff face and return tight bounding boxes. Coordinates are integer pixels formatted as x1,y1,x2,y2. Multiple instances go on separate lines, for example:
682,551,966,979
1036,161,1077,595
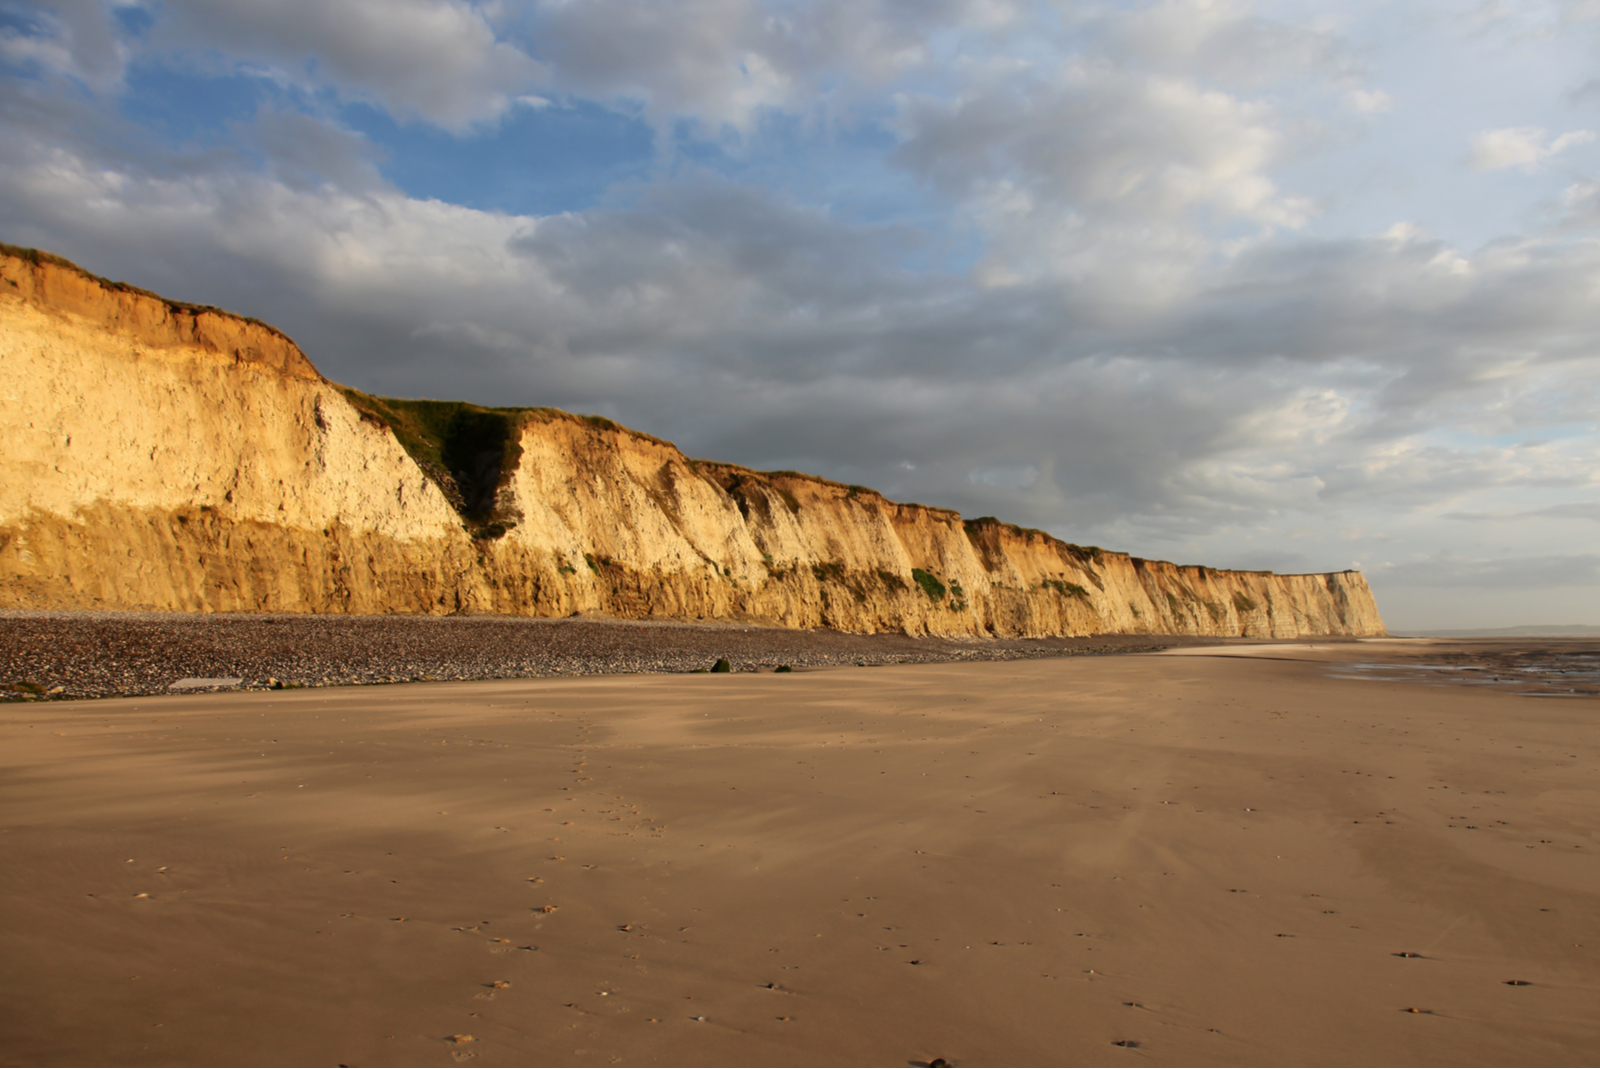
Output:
0,245,1385,637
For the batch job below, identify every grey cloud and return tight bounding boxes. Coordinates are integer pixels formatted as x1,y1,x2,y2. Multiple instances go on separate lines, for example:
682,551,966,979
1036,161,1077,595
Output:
1370,554,1600,588
892,65,1304,225
1447,501,1600,522
242,109,387,192
0,0,128,91
522,0,978,132
507,179,920,331
149,0,542,129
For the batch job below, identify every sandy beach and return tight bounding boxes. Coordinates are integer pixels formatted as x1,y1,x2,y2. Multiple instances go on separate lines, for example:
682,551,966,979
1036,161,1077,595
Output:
2,638,1596,1066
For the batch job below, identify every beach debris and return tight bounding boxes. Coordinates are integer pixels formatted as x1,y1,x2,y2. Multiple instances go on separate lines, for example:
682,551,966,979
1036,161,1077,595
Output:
1112,1040,1141,1048
447,1034,474,1044
488,981,510,989
535,905,557,913
1393,952,1425,958
1503,980,1532,986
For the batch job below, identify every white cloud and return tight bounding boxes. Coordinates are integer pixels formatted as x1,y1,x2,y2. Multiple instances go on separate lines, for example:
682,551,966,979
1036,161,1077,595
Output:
1346,88,1392,113
1087,0,1356,89
1468,125,1595,172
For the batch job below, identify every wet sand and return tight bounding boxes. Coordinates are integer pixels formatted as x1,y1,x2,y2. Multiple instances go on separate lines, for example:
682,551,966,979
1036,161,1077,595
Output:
2,638,1596,1066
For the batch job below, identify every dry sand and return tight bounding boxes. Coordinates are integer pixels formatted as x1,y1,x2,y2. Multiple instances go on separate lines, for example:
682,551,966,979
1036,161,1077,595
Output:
1,638,1596,1066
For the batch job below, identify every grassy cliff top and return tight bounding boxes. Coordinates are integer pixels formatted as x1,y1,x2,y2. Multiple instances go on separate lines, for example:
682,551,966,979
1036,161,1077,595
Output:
1,242,293,341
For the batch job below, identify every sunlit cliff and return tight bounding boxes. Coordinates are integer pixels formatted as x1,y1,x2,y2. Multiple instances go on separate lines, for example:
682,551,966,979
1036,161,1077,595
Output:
0,245,1385,638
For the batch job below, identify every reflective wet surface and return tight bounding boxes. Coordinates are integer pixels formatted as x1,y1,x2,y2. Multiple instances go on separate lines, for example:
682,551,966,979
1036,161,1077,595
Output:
1331,644,1600,697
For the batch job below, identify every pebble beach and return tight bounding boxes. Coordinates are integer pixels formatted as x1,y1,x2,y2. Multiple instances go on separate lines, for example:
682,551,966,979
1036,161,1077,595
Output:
0,610,1236,700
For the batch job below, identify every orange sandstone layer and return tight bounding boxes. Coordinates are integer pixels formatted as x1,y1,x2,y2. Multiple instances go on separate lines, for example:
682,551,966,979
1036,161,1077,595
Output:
0,245,1384,637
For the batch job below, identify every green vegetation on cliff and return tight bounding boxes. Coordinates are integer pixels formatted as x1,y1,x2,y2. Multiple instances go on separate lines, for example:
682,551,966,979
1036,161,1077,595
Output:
337,390,530,532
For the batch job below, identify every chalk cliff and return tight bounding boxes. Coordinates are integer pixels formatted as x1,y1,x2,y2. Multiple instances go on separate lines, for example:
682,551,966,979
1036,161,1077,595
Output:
0,245,1385,638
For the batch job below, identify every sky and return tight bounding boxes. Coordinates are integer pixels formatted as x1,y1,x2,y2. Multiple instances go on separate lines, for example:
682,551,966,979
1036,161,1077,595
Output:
3,1,1600,631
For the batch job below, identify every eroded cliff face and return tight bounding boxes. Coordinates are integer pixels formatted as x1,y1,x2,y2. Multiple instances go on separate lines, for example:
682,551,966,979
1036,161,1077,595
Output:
0,246,1386,637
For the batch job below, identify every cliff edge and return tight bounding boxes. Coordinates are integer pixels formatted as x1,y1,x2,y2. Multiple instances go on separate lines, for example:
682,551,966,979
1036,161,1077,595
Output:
0,245,1385,637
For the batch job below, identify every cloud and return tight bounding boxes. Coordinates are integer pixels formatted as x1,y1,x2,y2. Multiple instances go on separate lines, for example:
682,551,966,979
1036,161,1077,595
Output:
1468,126,1595,173
146,0,543,130
1446,501,1600,522
894,64,1310,226
1086,0,1357,89
1346,88,1391,113
242,109,387,192
0,0,130,92
1370,554,1600,588
516,0,1021,136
